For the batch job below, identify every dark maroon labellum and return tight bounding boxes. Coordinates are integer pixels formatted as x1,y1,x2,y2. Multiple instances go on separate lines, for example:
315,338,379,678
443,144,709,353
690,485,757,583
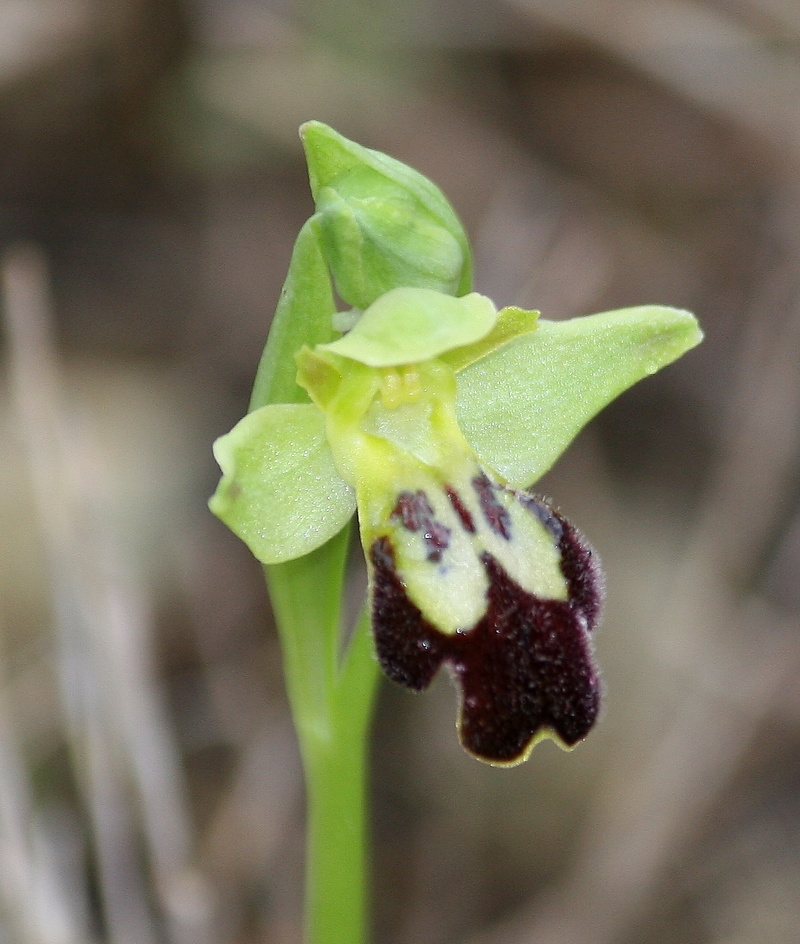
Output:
369,496,603,764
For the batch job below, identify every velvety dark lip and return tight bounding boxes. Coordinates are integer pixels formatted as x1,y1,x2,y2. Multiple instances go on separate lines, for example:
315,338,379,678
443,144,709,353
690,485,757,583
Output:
369,494,603,764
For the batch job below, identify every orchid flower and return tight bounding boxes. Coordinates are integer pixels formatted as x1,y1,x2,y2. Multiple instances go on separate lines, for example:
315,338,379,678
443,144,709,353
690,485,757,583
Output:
211,276,700,765
209,122,701,769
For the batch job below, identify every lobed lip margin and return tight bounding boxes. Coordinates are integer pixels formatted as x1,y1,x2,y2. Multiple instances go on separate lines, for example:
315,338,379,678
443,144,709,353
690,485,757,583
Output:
369,495,603,765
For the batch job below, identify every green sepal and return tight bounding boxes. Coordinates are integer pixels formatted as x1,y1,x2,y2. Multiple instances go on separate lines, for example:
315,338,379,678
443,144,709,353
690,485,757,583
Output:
456,305,703,487
300,121,472,308
209,403,355,564
319,288,497,367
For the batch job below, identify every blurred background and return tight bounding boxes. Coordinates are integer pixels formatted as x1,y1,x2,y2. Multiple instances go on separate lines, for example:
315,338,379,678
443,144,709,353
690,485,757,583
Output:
2,1,800,942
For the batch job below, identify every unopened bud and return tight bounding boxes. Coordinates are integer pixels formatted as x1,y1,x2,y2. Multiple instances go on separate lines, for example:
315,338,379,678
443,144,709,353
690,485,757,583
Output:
300,121,472,308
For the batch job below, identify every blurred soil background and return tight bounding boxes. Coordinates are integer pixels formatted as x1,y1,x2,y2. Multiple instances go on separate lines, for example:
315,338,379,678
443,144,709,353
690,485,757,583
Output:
2,1,800,943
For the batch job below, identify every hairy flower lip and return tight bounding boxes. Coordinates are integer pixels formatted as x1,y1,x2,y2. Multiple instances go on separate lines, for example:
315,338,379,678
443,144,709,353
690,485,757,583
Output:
369,491,603,766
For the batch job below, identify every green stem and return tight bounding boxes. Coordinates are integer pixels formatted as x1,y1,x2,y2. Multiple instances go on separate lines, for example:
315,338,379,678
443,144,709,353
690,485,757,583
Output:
252,210,381,944
304,705,372,944
304,609,379,944
267,541,380,944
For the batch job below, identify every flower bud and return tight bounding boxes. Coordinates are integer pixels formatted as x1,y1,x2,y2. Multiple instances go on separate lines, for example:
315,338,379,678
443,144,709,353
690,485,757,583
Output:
300,121,472,308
